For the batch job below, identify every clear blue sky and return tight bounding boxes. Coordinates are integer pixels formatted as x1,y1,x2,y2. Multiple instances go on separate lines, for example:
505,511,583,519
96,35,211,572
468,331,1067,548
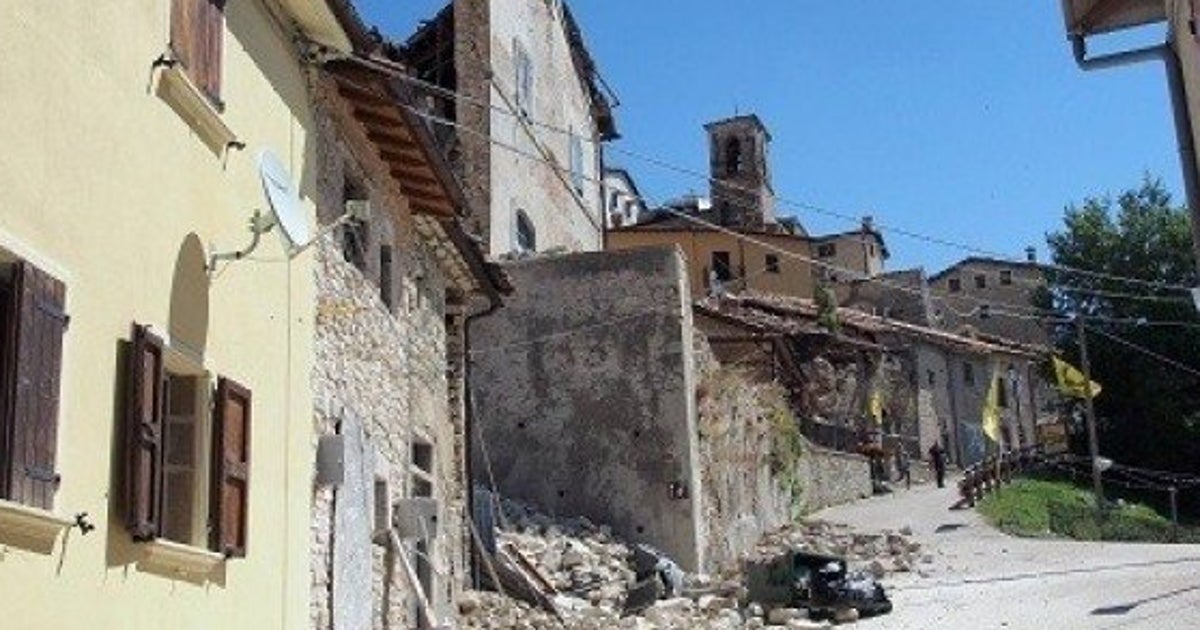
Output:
356,1,1183,272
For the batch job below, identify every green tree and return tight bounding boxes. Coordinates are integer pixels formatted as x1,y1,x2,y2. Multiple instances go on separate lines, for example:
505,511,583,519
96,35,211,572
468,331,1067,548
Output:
1043,176,1200,496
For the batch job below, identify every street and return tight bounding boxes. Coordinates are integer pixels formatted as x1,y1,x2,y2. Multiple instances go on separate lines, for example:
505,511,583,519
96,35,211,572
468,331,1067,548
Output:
817,482,1200,629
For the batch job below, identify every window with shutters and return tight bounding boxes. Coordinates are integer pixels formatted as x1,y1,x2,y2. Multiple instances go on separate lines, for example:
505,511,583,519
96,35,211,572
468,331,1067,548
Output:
124,324,251,558
170,0,226,107
514,40,534,119
0,259,68,512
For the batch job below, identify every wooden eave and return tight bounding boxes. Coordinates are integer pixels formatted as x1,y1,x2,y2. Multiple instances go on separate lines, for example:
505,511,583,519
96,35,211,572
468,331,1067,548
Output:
1061,0,1165,36
327,63,461,220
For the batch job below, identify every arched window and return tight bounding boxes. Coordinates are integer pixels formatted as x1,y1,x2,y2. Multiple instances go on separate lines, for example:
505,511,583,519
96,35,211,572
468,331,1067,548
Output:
515,210,536,253
725,137,743,175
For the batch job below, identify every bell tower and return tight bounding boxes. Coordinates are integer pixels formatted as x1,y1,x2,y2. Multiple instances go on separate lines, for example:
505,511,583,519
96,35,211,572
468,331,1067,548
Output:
705,114,776,228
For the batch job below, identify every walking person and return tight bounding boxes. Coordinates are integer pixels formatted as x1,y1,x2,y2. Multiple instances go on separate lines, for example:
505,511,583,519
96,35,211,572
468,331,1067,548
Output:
928,442,946,489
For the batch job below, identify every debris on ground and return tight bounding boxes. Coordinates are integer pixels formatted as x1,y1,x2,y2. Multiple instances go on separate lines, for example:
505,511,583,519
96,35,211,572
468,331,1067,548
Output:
459,496,921,628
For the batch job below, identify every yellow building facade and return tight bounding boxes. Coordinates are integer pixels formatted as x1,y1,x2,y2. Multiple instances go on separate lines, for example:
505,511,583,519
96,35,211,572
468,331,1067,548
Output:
0,2,351,628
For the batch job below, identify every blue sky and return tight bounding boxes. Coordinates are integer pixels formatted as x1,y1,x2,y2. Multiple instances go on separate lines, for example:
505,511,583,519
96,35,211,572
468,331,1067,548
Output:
356,1,1182,272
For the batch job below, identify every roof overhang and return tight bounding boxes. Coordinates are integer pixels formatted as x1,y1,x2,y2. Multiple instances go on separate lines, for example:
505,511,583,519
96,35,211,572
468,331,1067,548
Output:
326,61,462,219
277,0,354,52
1061,0,1166,37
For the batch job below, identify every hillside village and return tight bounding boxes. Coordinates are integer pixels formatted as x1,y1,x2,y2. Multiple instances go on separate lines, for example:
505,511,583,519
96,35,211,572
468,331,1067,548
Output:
3,1,1199,629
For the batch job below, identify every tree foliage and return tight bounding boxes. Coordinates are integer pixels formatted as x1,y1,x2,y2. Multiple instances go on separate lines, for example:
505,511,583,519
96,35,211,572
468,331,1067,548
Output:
1043,177,1200,494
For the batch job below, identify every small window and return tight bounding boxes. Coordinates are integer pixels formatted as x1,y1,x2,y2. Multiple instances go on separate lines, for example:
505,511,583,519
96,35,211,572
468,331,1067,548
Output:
379,245,394,311
765,254,780,274
515,210,536,253
514,40,534,119
974,274,987,289
608,190,620,213
711,251,732,282
979,304,991,319
342,220,369,272
569,132,585,195
1000,270,1013,285
926,370,935,386
162,372,206,545
948,277,961,293
963,362,975,387
997,376,1009,409
170,0,226,105
869,244,876,257
0,261,68,511
817,243,837,258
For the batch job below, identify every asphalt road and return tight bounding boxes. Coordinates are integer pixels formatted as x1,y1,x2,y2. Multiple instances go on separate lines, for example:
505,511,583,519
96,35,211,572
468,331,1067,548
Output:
815,481,1200,629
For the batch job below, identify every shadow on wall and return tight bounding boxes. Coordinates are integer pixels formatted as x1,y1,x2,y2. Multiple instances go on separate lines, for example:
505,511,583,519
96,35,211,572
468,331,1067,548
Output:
169,233,210,359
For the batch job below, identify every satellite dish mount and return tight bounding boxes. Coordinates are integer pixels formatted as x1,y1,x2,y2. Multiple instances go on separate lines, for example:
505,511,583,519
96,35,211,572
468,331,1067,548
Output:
208,149,313,271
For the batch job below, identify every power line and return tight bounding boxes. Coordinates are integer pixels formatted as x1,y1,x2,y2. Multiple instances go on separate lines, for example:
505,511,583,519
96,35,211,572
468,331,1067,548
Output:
395,99,1200,333
1085,325,1200,380
380,61,1197,295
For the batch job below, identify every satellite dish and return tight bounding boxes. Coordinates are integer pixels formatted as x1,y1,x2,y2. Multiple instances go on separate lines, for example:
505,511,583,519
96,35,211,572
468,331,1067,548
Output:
257,149,311,253
208,148,314,271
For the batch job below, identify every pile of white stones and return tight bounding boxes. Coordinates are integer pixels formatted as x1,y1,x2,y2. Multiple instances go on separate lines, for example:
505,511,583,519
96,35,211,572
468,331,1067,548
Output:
458,499,924,629
753,520,931,578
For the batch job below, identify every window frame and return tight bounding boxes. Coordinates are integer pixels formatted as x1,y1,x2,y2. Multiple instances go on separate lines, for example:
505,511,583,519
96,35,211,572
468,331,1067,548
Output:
765,254,781,274
974,274,987,289
816,243,837,258
711,251,733,282
948,277,962,293
513,39,534,119
1000,270,1013,286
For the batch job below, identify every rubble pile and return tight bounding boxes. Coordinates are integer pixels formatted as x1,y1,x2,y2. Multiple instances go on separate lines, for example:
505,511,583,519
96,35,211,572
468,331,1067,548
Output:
754,520,931,578
459,498,923,628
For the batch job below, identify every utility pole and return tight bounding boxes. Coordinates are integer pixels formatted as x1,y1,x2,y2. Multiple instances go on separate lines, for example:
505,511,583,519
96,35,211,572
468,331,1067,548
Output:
1076,317,1105,512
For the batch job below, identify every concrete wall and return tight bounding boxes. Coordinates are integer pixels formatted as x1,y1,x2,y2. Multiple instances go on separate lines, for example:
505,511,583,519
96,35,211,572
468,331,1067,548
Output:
469,246,705,570
0,1,319,628
308,85,468,629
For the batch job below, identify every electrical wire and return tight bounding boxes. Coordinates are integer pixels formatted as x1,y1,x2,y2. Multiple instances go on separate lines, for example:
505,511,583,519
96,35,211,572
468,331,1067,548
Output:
384,64,1199,295
1086,325,1200,380
390,98,1200,333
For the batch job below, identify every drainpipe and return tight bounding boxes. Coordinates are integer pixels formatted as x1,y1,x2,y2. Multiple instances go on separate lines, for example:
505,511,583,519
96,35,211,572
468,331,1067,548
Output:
1072,34,1200,279
463,294,501,589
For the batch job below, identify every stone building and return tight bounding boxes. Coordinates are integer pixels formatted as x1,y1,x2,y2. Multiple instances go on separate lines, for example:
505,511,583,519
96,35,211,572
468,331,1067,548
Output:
304,14,508,629
694,293,1046,468
927,253,1051,347
404,0,620,256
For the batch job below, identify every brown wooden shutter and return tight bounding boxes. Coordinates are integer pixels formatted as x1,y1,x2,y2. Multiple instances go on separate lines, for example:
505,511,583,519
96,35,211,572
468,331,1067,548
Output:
3,262,67,510
125,324,165,541
169,0,224,102
210,376,250,557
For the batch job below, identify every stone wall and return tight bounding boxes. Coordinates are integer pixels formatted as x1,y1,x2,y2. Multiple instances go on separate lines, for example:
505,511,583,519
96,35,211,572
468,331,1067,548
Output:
693,335,871,571
468,246,705,570
794,447,872,512
309,83,467,629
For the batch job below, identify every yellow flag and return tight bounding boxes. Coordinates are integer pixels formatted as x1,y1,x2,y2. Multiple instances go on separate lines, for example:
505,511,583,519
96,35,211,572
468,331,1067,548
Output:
1053,356,1102,399
982,366,1002,443
869,390,884,425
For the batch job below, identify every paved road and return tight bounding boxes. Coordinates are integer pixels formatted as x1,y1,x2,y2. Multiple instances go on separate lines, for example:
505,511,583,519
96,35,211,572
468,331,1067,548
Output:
814,481,1200,630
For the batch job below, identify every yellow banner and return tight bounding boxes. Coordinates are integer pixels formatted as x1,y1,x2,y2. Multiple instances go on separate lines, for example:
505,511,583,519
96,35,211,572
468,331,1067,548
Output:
982,366,1002,443
1053,356,1102,399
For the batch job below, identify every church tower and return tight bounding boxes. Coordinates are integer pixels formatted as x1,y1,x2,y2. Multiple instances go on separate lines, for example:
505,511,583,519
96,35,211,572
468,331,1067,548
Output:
705,114,776,229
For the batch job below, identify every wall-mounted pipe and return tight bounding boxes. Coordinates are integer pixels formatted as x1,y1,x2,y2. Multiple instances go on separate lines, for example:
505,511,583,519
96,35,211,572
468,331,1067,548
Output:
1071,33,1200,279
